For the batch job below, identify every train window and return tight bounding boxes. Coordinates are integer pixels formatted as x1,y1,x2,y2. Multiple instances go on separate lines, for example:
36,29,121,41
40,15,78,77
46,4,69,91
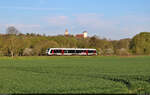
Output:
88,50,94,53
55,50,61,53
64,50,67,53
68,50,71,53
50,50,53,53
72,50,76,53
68,50,76,53
59,50,62,53
76,50,86,53
52,50,60,53
76,50,80,53
89,50,97,53
54,50,56,53
80,50,83,53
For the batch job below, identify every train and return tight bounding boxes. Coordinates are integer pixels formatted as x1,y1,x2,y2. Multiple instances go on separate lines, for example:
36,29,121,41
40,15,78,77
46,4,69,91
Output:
46,48,97,56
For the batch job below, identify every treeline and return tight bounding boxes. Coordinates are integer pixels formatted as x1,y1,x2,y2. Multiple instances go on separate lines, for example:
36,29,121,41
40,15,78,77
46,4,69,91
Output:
0,26,150,57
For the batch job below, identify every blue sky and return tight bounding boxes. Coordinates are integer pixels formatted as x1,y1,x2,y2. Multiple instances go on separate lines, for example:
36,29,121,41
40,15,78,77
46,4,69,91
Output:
0,0,150,40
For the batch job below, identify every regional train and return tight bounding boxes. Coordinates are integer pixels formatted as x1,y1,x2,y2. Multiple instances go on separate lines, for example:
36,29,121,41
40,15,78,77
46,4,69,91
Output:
46,48,97,56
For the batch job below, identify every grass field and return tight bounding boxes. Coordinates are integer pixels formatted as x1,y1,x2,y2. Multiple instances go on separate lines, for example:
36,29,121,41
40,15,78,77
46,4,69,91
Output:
0,56,150,94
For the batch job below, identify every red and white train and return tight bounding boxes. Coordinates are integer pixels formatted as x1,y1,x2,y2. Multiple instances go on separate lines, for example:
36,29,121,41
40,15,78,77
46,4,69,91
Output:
46,48,97,56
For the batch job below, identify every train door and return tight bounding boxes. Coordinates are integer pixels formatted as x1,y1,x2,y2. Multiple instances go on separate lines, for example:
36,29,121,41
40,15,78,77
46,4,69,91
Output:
61,50,64,55
86,50,88,56
52,50,54,55
94,50,97,55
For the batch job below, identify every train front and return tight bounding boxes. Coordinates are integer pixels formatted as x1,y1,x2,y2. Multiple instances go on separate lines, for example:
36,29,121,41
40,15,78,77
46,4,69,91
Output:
46,48,51,55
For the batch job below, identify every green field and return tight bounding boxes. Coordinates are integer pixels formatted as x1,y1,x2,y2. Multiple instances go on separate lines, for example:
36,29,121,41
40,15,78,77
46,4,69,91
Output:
0,56,150,94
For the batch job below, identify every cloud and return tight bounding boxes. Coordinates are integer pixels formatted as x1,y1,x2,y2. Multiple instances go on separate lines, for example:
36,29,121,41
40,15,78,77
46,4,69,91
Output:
70,14,150,39
43,14,143,39
45,13,107,30
4,24,40,29
43,14,121,38
46,16,71,27
32,14,150,39
75,13,118,29
1,13,150,40
0,24,41,34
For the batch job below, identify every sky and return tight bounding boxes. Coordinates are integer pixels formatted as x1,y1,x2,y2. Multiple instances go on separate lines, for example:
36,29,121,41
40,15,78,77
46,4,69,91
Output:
0,0,150,40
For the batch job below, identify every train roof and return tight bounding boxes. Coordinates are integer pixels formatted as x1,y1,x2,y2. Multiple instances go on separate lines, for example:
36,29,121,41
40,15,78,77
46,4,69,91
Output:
48,48,96,50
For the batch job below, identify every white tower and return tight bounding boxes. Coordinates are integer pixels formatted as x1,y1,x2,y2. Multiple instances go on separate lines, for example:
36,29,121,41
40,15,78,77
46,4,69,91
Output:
83,31,88,38
65,29,69,36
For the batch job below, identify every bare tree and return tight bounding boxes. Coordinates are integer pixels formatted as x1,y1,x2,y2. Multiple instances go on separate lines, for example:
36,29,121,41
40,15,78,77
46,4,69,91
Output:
6,26,21,58
6,26,20,35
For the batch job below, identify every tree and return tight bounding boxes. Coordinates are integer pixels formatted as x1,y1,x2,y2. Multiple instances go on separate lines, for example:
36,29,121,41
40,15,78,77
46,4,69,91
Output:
3,35,16,57
112,38,131,55
115,48,130,56
5,27,22,57
34,40,59,56
117,39,131,49
89,36,103,48
23,48,34,56
6,26,20,35
130,32,150,55
103,48,114,56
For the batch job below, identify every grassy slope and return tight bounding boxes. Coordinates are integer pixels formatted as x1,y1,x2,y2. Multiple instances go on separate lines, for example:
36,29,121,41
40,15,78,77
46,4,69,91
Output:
0,56,150,94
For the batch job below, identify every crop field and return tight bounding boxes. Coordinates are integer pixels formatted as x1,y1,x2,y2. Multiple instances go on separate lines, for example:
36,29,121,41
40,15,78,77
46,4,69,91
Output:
0,56,150,94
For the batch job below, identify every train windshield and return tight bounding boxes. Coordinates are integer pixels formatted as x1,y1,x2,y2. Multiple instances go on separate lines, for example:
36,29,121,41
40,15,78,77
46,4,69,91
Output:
47,48,50,52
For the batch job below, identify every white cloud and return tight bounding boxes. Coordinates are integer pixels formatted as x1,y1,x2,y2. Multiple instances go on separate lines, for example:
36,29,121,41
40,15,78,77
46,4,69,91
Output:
1,13,150,40
0,24,41,34
75,13,118,29
73,14,150,39
4,24,40,29
46,16,71,27
42,13,150,39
